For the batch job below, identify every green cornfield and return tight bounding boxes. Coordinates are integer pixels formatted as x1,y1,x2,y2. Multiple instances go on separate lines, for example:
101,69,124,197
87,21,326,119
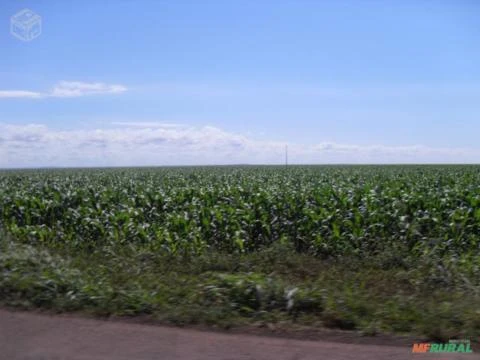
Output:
1,165,479,260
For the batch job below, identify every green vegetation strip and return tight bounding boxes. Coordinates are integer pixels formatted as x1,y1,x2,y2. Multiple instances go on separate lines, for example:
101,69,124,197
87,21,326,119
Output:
0,166,479,339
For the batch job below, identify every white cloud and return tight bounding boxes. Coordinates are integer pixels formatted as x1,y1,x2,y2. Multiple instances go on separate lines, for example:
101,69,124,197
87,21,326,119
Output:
0,90,43,99
0,81,127,99
0,122,478,168
110,122,186,129
50,81,127,97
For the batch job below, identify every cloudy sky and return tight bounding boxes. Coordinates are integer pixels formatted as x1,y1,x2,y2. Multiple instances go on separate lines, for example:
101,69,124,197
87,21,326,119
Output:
1,1,480,167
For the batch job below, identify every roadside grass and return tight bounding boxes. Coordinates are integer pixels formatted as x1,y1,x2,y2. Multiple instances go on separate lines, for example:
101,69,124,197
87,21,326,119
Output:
1,235,479,341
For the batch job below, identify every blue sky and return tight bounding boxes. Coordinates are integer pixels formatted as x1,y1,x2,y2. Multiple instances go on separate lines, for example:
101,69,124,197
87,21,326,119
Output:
1,0,480,166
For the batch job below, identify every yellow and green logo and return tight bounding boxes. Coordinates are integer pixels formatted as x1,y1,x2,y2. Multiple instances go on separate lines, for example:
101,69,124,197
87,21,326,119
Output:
412,339,473,353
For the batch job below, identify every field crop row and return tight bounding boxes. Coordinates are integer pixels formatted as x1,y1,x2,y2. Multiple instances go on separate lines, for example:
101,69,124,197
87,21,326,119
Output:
1,166,479,260
1,166,480,338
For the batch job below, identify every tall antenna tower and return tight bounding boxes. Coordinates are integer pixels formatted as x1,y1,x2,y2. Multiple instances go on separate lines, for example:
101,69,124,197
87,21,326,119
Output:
285,144,288,168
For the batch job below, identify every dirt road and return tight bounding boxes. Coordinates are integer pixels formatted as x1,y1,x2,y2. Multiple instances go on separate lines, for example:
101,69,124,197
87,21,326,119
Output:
0,309,477,360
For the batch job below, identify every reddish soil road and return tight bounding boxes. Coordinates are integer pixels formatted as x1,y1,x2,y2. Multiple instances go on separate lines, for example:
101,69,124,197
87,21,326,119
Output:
0,309,477,360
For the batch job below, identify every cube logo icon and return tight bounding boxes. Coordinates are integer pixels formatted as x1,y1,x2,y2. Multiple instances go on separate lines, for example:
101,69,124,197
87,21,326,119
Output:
11,9,42,42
